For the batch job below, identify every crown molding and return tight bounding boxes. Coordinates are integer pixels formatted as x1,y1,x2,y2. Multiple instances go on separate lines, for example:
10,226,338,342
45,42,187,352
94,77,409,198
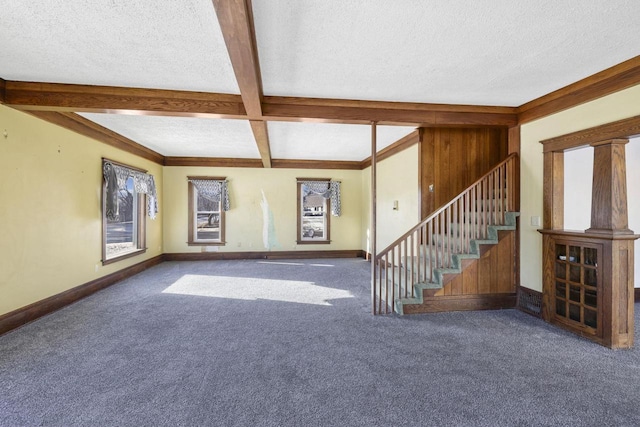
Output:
360,130,419,168
518,55,640,123
27,111,164,164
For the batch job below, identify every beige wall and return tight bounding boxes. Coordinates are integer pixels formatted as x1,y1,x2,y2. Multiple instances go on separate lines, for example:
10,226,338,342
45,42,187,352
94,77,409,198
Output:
0,106,163,316
163,166,362,253
520,84,640,292
361,144,420,253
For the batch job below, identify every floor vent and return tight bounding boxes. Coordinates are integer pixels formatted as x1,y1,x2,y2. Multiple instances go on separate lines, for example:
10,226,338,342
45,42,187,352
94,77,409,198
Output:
517,287,542,318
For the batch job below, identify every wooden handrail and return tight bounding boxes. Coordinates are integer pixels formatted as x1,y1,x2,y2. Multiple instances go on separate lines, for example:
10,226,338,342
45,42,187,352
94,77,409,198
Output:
375,153,518,260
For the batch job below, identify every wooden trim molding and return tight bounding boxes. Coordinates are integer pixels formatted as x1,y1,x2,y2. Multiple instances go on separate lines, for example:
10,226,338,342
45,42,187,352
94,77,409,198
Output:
164,157,363,169
164,157,263,167
29,111,164,164
0,77,6,103
164,250,364,261
401,293,517,314
101,248,148,266
360,130,419,168
541,114,640,152
519,55,640,124
273,159,362,170
0,255,163,336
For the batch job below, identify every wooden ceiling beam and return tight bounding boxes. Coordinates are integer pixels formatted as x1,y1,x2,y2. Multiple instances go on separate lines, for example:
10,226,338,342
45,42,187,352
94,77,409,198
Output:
213,0,272,167
3,80,518,126
4,81,246,118
262,97,518,127
212,0,263,118
249,120,271,168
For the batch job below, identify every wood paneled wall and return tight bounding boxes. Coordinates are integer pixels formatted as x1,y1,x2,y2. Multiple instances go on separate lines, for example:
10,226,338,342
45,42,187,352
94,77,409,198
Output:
420,127,508,218
435,231,516,297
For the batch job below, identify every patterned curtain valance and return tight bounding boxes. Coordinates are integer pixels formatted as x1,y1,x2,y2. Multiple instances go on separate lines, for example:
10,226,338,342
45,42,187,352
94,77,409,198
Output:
103,161,158,220
189,179,231,211
300,180,341,216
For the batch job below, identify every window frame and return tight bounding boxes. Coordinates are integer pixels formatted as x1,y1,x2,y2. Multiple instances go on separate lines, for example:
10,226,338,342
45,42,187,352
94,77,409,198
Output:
296,178,331,245
101,159,147,265
187,176,226,246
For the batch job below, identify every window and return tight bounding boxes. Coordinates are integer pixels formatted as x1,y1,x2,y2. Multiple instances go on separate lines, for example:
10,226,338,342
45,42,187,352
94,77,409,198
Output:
188,177,227,245
297,179,332,244
102,160,151,264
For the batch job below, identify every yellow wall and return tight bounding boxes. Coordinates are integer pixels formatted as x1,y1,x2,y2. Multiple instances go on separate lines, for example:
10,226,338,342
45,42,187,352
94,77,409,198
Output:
361,144,420,253
0,106,163,316
5,81,638,316
163,167,362,253
520,84,640,292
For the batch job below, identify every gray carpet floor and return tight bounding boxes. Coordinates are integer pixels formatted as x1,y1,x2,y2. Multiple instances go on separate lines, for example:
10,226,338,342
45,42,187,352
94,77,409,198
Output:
1,258,640,426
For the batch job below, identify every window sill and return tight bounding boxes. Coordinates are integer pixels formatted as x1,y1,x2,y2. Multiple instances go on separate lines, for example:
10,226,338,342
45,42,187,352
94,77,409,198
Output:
187,242,226,246
102,248,147,266
296,240,331,245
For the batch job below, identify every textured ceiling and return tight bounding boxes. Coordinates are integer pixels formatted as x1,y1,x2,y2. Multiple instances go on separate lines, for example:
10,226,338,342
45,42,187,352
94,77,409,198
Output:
80,114,259,158
268,122,415,161
2,1,640,161
253,0,640,106
0,0,239,93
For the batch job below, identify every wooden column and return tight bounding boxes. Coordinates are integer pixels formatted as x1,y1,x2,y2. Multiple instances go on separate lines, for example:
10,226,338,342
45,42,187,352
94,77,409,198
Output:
587,138,636,348
586,139,632,235
370,122,377,314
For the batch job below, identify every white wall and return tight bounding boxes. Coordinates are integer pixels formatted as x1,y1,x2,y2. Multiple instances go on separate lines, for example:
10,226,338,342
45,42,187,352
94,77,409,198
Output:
520,84,640,292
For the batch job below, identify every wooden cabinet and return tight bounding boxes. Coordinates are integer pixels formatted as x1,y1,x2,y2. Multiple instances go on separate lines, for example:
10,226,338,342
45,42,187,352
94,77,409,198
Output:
541,230,637,348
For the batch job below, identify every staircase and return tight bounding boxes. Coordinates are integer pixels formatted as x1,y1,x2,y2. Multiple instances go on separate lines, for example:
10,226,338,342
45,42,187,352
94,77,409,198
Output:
373,154,519,315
